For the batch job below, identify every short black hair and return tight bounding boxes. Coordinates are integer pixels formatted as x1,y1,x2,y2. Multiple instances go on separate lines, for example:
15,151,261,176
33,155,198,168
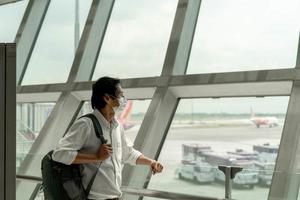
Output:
91,76,121,110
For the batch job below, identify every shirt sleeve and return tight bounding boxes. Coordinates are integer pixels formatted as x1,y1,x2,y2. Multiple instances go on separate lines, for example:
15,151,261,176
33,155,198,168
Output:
52,118,91,165
121,127,142,166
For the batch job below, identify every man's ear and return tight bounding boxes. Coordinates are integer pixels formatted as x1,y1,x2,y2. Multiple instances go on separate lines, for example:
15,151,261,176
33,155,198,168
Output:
103,94,110,103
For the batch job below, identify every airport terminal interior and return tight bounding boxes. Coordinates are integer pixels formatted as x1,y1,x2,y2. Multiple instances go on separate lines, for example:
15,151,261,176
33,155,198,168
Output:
1,0,300,199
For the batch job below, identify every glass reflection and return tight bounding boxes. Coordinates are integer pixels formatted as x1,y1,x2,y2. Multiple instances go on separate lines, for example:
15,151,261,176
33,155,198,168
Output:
148,97,289,199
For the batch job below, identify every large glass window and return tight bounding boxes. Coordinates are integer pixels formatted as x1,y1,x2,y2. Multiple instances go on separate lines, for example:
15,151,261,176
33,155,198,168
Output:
187,0,300,74
92,0,177,79
16,181,44,200
0,1,28,42
16,102,55,172
79,99,151,142
21,0,92,85
147,97,289,199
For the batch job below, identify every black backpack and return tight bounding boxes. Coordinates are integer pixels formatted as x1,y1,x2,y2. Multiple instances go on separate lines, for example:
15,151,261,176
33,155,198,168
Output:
41,113,107,200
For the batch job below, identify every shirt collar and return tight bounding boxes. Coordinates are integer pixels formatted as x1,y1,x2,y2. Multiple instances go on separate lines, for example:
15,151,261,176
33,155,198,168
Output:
92,109,118,129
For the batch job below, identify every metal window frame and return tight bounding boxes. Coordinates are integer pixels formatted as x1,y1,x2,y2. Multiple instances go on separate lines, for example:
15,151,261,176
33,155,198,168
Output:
15,0,50,85
0,44,5,200
67,0,115,82
0,43,16,200
268,34,300,200
16,0,116,198
11,0,300,198
122,1,202,197
0,0,24,6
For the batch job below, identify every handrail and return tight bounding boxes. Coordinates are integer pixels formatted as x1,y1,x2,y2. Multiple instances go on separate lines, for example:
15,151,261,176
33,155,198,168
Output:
16,174,42,182
16,175,226,200
121,186,224,200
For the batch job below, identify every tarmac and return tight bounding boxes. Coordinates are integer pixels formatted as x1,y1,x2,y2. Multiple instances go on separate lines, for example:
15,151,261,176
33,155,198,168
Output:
127,124,284,200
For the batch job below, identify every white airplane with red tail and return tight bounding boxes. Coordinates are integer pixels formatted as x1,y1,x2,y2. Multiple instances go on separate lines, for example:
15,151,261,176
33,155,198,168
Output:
250,108,279,128
117,100,137,130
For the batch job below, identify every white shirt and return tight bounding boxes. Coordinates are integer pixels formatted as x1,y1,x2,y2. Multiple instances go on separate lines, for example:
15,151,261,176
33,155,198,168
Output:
52,109,142,200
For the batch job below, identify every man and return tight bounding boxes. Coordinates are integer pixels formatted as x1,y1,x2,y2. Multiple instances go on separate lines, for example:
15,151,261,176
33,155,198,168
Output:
52,77,163,200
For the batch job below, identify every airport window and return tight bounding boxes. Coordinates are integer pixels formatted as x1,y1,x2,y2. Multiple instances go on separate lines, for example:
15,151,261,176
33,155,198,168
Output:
16,102,55,172
16,181,43,200
21,0,92,85
187,0,299,74
0,0,28,42
147,97,289,199
79,100,151,142
92,0,177,79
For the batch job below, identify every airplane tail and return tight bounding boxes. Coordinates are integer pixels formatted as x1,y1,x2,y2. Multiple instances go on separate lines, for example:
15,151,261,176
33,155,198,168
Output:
119,100,133,121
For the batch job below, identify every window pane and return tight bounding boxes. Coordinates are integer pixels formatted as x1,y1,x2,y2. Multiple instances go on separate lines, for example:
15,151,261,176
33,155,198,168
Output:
92,0,177,79
79,100,151,142
16,103,55,172
148,97,289,199
187,0,299,74
16,181,42,200
22,0,92,85
0,1,28,42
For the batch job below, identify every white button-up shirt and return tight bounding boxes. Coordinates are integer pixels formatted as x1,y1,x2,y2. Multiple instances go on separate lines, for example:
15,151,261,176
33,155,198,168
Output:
52,109,142,200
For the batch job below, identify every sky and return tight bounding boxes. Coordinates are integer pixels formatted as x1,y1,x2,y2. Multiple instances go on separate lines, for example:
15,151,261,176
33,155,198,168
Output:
188,0,300,73
0,0,299,114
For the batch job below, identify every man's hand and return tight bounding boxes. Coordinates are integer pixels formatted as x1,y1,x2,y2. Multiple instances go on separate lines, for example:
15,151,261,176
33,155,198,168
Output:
97,144,113,161
150,161,163,175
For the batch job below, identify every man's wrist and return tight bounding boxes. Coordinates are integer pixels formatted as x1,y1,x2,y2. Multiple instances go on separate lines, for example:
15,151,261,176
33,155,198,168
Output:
149,159,156,166
94,153,104,161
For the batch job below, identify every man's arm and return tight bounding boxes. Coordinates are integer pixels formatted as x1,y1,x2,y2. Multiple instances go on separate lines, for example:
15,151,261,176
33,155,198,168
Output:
53,119,112,165
136,154,154,165
72,153,101,164
120,126,163,174
136,154,163,175
72,144,113,164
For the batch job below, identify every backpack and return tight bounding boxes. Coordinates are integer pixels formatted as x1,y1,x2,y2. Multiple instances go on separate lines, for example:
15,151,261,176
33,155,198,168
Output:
41,113,107,200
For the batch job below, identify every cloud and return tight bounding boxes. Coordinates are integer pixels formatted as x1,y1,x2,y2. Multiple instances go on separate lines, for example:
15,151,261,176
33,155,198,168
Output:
187,0,300,74
0,0,27,42
93,0,177,79
1,0,297,113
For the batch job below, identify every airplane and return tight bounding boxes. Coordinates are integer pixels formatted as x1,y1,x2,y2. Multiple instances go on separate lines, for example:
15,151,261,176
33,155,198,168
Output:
117,100,137,130
250,108,279,128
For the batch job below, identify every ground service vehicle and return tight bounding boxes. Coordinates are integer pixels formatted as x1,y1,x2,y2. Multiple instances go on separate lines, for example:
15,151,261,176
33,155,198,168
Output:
176,159,215,184
202,152,258,189
176,144,215,183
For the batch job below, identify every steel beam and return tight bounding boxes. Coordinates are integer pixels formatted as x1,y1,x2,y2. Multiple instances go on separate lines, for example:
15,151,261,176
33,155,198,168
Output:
16,92,83,198
120,186,222,200
0,44,16,200
161,0,201,76
122,88,179,189
0,43,5,200
268,81,300,200
16,0,116,198
268,34,300,200
15,0,50,85
67,0,114,82
122,1,201,198
169,81,292,98
296,33,300,69
0,0,23,5
16,81,293,103
16,69,300,96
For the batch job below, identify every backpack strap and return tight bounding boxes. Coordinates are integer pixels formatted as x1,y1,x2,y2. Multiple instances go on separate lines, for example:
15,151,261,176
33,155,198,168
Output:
78,113,107,198
79,113,107,144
